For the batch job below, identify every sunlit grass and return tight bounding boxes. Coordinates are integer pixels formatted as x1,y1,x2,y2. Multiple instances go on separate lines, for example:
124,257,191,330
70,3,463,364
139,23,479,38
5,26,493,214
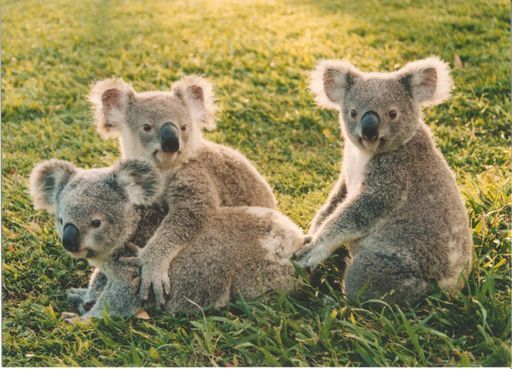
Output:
2,0,510,366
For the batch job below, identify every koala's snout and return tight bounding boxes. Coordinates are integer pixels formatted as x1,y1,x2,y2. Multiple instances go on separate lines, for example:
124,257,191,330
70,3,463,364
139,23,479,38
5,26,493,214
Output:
62,223,80,252
160,122,180,153
361,111,380,142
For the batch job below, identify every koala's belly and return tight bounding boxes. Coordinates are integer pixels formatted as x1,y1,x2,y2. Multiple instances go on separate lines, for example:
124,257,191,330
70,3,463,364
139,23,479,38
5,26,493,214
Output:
342,140,373,197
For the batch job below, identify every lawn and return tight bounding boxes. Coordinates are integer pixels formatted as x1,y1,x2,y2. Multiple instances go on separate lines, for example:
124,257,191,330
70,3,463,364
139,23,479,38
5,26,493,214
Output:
2,0,510,366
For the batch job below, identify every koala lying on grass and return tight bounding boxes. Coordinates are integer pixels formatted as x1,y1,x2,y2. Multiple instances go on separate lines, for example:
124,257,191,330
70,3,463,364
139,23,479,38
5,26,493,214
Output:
295,57,473,305
30,159,304,320
89,76,276,305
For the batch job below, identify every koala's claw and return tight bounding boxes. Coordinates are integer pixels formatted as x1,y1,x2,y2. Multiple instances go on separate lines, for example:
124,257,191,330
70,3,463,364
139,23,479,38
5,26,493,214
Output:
119,256,140,266
131,277,141,290
62,311,93,323
126,242,142,254
293,241,315,260
294,251,318,270
62,311,80,323
82,300,95,312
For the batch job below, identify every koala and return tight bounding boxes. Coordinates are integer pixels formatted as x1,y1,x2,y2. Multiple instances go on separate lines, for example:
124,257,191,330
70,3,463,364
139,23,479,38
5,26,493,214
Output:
89,76,277,305
295,57,473,305
30,159,304,319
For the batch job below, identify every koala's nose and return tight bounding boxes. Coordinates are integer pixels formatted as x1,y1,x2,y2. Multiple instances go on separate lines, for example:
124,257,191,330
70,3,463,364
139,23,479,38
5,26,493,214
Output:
361,111,380,142
62,223,80,252
160,122,180,153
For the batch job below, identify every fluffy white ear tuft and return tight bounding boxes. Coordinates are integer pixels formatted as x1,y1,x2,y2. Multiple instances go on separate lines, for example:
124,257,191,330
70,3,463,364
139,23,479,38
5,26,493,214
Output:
114,159,161,206
310,59,361,110
89,79,135,139
398,57,453,106
172,75,217,131
29,160,77,213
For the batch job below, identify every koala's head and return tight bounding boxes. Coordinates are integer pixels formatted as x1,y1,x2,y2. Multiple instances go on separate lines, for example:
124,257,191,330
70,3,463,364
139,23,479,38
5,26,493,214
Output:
30,159,161,265
311,57,452,153
89,76,216,170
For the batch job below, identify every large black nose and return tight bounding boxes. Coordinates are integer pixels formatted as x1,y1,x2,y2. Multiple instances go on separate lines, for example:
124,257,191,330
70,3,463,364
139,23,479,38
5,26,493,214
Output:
62,223,80,252
361,111,380,142
160,122,180,153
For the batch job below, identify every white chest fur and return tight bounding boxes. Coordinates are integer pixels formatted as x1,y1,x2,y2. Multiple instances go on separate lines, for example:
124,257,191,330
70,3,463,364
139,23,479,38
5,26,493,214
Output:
342,139,373,197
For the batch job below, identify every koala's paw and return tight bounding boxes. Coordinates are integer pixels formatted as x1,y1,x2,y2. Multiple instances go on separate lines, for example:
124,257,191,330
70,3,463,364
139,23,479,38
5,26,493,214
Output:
293,241,326,271
139,260,170,308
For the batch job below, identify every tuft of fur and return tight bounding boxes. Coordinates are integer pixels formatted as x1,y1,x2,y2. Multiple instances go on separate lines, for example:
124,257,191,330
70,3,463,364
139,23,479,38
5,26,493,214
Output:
397,56,453,106
89,79,135,138
310,59,361,110
114,160,161,206
29,160,77,212
171,75,217,131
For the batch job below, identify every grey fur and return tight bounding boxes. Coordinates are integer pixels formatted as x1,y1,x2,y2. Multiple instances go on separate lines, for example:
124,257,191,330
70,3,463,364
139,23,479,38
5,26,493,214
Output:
295,57,472,305
30,160,304,320
89,76,276,304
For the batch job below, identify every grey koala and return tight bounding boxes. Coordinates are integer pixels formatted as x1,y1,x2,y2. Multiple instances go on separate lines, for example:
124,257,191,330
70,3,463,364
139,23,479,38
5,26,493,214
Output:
295,57,473,305
89,75,277,305
30,159,304,320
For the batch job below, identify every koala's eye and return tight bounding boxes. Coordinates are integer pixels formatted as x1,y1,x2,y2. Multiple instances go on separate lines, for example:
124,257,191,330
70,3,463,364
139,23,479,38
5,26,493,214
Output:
58,217,63,225
181,125,187,131
350,109,357,119
389,109,398,120
143,124,152,132
91,219,102,229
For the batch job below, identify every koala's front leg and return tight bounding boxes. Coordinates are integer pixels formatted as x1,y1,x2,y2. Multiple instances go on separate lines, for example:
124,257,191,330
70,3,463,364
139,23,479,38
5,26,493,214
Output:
309,178,347,235
295,168,408,270
138,174,218,307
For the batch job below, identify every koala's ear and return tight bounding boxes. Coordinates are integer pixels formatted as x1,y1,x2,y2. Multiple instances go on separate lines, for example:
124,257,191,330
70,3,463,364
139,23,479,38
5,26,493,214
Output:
397,57,453,106
29,160,77,213
310,60,361,110
89,79,135,138
114,159,161,206
172,75,217,130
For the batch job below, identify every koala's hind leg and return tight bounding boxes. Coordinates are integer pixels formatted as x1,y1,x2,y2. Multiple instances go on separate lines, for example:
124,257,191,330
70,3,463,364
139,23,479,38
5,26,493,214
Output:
66,268,108,314
232,260,296,300
344,250,430,305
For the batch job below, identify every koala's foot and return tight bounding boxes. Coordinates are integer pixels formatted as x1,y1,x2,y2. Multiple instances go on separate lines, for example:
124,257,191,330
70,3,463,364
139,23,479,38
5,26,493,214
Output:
344,250,429,305
66,287,87,304
66,288,96,315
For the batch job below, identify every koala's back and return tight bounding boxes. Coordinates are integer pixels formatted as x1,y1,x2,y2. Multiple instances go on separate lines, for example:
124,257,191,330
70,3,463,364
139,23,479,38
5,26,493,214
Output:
188,141,276,208
360,126,472,285
164,207,303,312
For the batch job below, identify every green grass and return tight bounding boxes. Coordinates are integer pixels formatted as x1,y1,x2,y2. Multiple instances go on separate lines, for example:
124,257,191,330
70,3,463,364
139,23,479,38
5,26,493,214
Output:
2,0,510,366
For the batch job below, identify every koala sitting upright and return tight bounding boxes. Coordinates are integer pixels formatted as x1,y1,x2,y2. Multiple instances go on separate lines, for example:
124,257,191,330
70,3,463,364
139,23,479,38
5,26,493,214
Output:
295,57,473,305
29,159,304,319
89,76,276,305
